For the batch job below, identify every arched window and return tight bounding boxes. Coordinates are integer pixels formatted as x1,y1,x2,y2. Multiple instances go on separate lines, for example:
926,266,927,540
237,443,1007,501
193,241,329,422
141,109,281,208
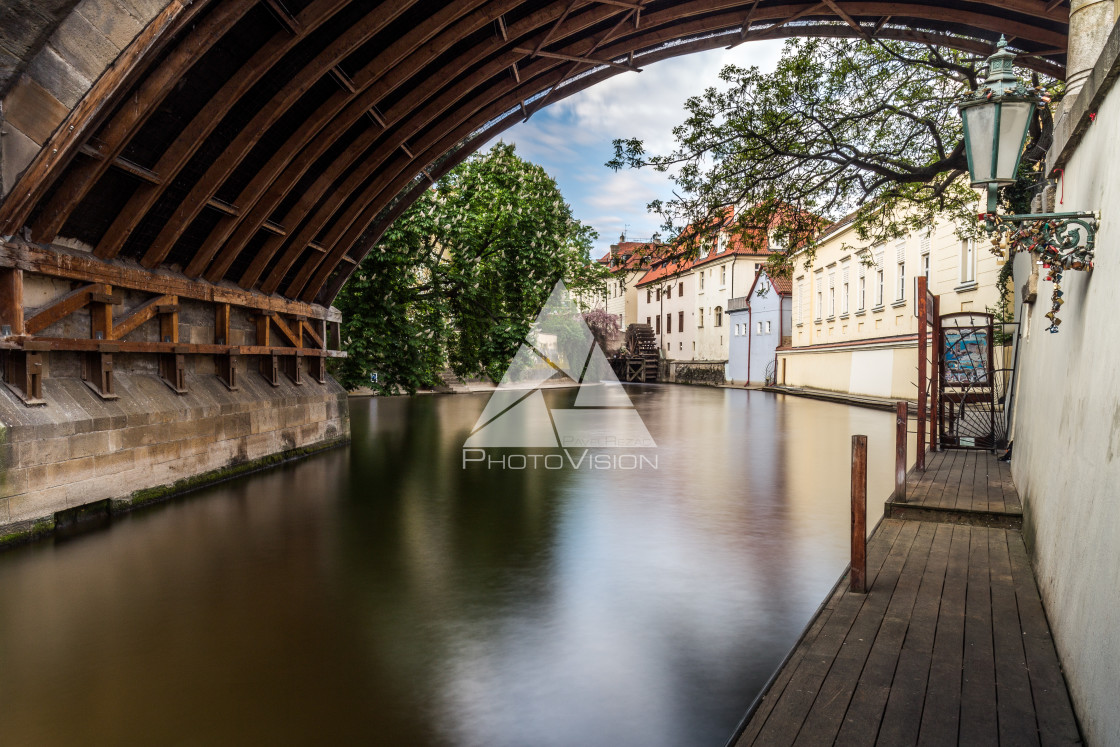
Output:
715,306,723,327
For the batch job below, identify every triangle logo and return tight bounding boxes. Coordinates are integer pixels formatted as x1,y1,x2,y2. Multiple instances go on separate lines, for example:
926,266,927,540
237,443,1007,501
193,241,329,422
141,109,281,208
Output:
464,280,656,449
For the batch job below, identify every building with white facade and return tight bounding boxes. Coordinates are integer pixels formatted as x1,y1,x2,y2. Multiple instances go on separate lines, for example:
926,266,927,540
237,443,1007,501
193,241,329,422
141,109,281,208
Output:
727,270,792,385
778,211,1002,398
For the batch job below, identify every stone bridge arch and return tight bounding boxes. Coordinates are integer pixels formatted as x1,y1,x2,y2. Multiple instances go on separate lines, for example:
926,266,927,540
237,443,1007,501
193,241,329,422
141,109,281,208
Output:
0,0,1076,310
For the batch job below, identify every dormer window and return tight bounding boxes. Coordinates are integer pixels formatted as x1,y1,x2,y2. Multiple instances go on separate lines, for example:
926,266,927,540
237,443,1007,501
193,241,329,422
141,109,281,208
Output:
717,233,727,253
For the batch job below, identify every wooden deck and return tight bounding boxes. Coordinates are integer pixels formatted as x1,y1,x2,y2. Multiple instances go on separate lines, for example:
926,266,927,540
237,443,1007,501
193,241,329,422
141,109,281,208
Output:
732,451,1081,746
888,450,1022,528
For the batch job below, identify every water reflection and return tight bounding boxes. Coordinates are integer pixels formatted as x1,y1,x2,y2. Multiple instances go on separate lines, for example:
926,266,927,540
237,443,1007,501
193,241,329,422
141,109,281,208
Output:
0,386,908,746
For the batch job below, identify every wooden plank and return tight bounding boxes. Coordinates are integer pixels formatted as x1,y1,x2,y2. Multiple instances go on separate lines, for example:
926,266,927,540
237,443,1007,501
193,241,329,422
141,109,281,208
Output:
0,241,339,321
1006,534,1082,745
917,525,970,744
743,520,906,743
792,521,923,745
24,283,103,334
159,295,179,343
111,294,173,339
989,529,1041,746
958,527,998,744
875,522,953,745
833,522,939,744
301,318,324,348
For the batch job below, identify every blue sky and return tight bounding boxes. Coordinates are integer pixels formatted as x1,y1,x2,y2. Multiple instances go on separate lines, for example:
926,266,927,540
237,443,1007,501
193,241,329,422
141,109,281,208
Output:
485,39,786,258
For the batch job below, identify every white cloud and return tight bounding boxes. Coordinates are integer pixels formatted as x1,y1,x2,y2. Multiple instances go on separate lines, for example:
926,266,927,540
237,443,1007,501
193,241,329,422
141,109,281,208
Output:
488,39,787,254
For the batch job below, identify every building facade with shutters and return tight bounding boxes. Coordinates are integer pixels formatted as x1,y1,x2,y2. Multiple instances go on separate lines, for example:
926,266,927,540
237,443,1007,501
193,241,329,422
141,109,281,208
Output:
777,211,1003,399
634,211,772,377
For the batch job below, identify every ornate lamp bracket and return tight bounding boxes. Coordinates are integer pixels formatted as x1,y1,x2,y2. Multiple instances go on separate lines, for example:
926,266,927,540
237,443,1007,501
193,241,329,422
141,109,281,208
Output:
979,210,1099,333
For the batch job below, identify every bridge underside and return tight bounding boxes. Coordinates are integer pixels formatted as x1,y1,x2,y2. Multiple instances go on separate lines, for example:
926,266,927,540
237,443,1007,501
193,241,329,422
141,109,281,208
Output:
0,0,1069,537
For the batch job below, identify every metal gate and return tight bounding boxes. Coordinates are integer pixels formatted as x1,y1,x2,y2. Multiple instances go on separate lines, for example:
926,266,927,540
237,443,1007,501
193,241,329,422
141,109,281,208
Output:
937,312,1011,450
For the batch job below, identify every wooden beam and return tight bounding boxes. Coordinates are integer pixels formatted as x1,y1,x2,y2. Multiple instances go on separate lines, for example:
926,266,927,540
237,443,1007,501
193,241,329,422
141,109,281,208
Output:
159,296,179,344
821,0,870,39
594,0,643,8
510,61,520,83
874,15,891,33
87,0,359,261
89,286,114,340
0,0,215,237
264,0,301,34
0,240,339,321
532,0,579,57
24,283,107,335
18,337,344,357
27,1,256,243
0,268,24,336
269,313,302,347
771,2,828,30
497,14,507,41
111,295,174,340
301,318,324,348
215,302,231,345
514,47,638,71
330,66,357,93
1045,0,1065,11
183,0,510,283
137,0,472,270
191,0,574,285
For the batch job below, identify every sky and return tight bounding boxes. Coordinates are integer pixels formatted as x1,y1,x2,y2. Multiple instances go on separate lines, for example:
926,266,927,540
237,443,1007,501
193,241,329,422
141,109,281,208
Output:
485,39,786,259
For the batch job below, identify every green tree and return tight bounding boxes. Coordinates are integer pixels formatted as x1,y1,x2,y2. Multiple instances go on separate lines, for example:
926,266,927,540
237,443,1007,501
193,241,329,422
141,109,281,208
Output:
608,38,1059,270
334,142,605,393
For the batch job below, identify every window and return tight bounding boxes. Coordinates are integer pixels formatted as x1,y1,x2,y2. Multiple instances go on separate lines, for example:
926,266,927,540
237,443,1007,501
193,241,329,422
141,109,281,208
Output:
960,238,976,284
679,282,684,296
797,279,806,323
815,276,823,320
896,260,906,301
698,308,704,328
756,321,762,335
666,313,672,334
656,314,661,334
699,272,705,290
679,310,684,331
646,289,651,303
679,341,683,351
874,250,885,307
646,316,651,327
841,267,850,315
715,306,723,327
828,272,836,317
765,320,771,334
656,287,661,301
665,284,671,299
921,252,931,283
720,265,727,286
717,233,727,253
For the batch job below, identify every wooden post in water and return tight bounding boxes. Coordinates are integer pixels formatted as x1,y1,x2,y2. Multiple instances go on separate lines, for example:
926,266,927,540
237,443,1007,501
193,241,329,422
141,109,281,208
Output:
895,401,908,503
851,435,868,593
930,294,941,453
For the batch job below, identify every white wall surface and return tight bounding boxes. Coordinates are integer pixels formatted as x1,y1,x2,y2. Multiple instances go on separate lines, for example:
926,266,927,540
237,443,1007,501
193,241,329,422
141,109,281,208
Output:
1011,71,1120,746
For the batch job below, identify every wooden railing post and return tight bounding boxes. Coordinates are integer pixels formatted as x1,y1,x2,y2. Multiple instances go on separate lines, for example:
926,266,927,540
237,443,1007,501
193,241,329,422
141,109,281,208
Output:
851,434,868,593
895,401,908,503
917,276,928,471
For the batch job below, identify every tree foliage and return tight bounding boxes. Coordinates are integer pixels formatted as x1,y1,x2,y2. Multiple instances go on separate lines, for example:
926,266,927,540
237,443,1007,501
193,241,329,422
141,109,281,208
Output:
334,142,605,393
608,38,1060,270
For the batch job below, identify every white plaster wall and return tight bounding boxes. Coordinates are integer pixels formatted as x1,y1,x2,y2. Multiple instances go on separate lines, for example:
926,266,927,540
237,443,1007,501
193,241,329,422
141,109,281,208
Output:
1011,75,1120,747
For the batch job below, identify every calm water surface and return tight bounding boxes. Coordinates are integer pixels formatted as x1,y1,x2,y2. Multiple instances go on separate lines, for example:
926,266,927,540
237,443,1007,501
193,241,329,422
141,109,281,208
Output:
0,386,908,746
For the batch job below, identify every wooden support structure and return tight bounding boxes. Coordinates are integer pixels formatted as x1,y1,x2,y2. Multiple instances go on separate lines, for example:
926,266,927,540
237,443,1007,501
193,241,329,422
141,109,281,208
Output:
895,401,908,503
851,434,868,593
0,268,24,336
261,353,281,387
160,348,188,394
2,344,47,405
917,276,929,471
930,294,941,454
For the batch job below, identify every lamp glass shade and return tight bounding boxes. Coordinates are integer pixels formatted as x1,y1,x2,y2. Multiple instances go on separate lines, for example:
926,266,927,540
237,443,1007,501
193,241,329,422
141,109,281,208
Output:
996,100,1034,181
962,102,994,185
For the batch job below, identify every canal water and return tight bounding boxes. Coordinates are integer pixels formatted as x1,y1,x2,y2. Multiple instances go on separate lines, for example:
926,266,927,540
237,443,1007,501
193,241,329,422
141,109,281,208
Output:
0,386,906,746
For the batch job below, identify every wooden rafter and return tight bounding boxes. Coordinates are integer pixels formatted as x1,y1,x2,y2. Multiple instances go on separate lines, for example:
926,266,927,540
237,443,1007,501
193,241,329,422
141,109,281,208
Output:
821,0,870,40
110,294,174,339
24,283,107,335
168,0,501,280
514,46,638,71
29,0,257,244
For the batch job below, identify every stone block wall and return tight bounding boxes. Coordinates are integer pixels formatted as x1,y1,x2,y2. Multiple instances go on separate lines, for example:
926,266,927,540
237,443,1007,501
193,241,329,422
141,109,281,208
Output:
0,361,350,545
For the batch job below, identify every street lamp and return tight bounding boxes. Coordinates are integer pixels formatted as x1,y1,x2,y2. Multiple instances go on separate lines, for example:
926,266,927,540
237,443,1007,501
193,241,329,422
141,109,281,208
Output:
957,36,1098,332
